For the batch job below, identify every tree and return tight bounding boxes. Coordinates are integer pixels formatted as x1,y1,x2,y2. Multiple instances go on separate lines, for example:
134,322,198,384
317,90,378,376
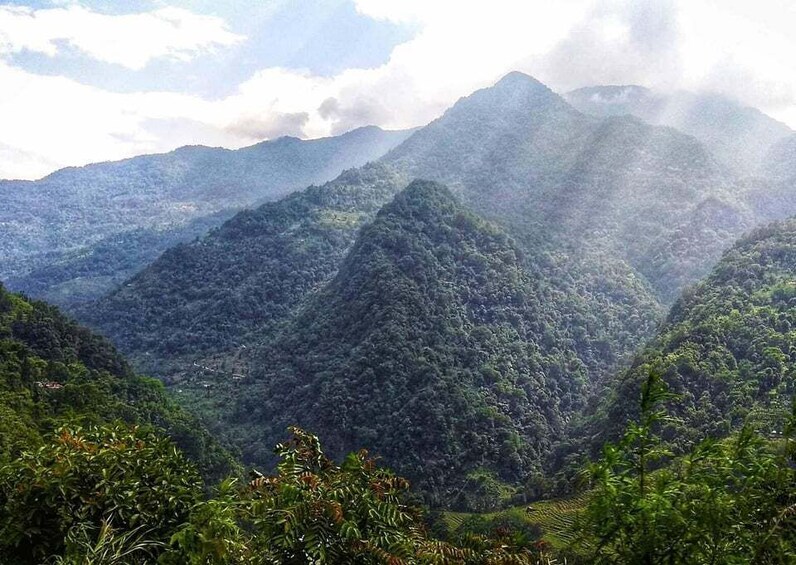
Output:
0,424,202,564
580,371,796,564
167,427,552,564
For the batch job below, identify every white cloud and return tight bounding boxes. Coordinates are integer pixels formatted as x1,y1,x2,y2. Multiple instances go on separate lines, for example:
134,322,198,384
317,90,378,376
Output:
0,0,793,180
0,4,243,69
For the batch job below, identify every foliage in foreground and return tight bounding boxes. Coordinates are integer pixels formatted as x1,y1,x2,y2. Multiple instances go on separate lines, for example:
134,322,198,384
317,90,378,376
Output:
0,282,236,482
166,427,554,564
3,374,795,564
0,424,555,564
579,372,796,564
0,425,201,564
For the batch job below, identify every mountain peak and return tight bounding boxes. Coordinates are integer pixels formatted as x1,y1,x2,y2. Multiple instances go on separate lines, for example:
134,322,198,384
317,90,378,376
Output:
493,71,551,92
395,178,453,203
451,71,571,116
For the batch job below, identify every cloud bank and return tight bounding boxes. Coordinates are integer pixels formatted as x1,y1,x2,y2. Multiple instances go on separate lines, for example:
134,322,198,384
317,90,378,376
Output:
0,0,793,179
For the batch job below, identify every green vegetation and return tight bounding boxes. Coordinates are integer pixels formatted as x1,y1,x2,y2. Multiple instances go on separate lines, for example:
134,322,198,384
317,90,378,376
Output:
82,163,409,373
442,496,587,553
4,72,796,562
0,425,556,564
588,218,796,453
230,180,593,503
0,425,201,563
3,372,792,564
8,211,235,309
0,282,236,481
579,372,796,563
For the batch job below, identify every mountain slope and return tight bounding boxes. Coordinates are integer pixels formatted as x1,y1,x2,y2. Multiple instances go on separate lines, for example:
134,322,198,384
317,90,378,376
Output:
6,211,235,309
230,180,590,501
81,73,779,490
385,74,747,302
0,126,411,305
385,72,595,208
0,282,235,481
80,163,409,372
762,133,796,181
83,73,757,380
565,86,793,176
589,216,796,451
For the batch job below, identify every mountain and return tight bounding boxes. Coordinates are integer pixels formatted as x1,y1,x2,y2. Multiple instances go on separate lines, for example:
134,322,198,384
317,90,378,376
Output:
5,211,234,309
583,216,796,454
385,74,748,302
0,282,236,481
565,86,793,177
83,73,696,378
79,73,787,493
0,126,412,306
80,163,409,373
229,180,590,502
384,72,595,214
762,133,796,181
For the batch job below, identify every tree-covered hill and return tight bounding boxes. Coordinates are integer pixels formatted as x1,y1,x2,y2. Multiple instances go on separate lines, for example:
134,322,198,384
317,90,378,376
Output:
80,163,409,374
0,282,235,482
565,85,793,177
229,180,591,503
1,126,411,306
582,215,796,454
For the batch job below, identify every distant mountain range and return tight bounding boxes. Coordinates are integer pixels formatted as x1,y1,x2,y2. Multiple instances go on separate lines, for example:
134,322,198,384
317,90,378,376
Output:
1,126,412,306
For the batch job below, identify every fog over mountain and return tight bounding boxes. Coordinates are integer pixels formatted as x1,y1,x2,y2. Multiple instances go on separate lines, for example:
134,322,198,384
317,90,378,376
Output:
565,85,793,176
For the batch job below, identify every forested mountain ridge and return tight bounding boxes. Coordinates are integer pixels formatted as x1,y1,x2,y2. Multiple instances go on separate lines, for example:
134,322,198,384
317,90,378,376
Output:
84,73,698,381
80,163,410,373
580,215,796,455
0,282,235,482
1,126,411,306
382,73,749,303
565,85,793,177
230,180,591,504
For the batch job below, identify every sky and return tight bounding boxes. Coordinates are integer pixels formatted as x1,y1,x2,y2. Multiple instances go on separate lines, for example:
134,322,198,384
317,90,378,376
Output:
0,0,794,180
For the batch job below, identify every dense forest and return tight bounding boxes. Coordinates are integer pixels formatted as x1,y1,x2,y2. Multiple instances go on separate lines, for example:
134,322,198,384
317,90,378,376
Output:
86,73,789,384
80,163,409,373
73,73,796,511
0,283,235,482
230,180,590,504
574,218,796,457
2,373,794,563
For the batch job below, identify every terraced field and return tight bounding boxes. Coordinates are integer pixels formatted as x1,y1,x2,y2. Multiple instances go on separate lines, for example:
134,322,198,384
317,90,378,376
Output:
442,494,589,551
